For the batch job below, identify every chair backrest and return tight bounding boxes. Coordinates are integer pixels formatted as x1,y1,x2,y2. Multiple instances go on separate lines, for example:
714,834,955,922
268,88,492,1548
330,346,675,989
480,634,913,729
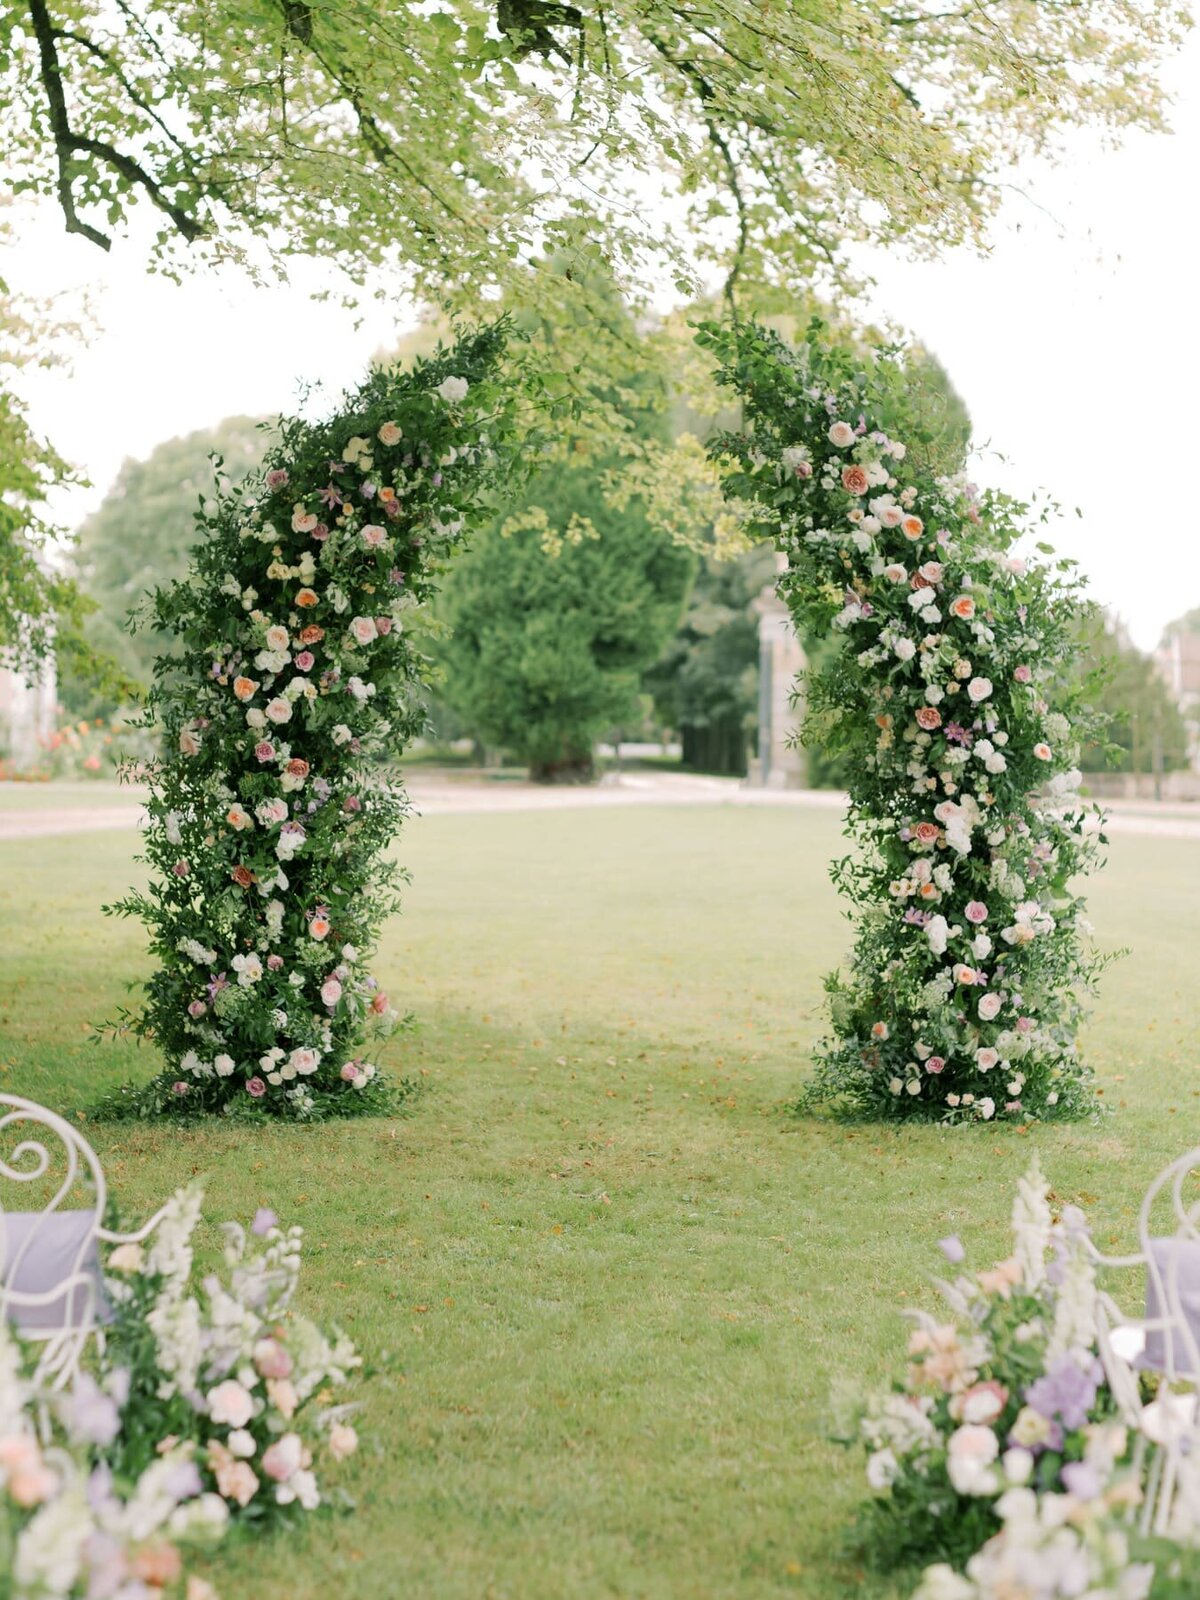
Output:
1091,1144,1200,1539
0,1094,164,1390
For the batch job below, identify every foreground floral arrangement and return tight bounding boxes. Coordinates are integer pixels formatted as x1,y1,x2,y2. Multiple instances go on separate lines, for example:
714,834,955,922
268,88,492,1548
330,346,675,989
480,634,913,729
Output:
0,1190,356,1598
857,1164,1200,1599
699,318,1107,1122
104,323,523,1119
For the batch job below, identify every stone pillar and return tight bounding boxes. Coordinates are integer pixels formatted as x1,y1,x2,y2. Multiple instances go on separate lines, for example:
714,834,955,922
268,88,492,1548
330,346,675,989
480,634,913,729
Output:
748,561,806,788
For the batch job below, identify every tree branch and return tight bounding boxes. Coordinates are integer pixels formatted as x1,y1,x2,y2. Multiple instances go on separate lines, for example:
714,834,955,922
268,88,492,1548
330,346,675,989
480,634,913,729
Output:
26,0,205,250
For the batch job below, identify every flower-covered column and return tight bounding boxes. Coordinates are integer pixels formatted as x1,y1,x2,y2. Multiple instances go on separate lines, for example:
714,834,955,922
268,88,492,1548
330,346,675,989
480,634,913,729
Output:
698,318,1107,1124
106,324,522,1119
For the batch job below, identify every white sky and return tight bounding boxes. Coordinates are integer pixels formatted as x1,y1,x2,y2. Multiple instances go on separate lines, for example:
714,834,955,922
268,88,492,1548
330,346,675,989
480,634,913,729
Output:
8,30,1200,653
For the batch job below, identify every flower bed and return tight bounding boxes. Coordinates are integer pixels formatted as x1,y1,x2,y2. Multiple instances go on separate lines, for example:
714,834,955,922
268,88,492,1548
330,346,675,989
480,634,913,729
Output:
699,318,1107,1122
103,324,522,1119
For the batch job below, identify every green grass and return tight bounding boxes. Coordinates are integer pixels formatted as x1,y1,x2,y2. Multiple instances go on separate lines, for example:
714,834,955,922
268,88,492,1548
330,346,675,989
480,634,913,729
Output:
3,805,1199,1599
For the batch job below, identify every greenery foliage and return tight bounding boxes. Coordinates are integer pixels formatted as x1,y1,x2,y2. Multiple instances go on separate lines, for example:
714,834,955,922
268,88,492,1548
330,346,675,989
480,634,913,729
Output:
101,322,526,1119
700,316,1109,1123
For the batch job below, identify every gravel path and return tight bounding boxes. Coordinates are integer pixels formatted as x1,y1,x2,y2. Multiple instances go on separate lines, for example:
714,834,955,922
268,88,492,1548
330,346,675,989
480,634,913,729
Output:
2,777,1198,840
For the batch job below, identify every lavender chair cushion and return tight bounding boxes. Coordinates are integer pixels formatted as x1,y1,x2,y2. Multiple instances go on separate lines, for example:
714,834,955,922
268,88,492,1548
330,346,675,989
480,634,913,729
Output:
1142,1236,1200,1377
0,1210,112,1332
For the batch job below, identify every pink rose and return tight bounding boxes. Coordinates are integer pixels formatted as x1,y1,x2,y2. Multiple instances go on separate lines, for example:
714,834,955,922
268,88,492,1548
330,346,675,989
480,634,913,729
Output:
187,1000,207,1018
1014,665,1032,684
265,468,289,490
978,993,1003,1022
842,464,870,496
267,954,284,971
361,524,388,548
965,901,989,924
915,707,942,731
171,1081,189,1097
925,1056,946,1075
350,615,378,646
261,1434,304,1483
172,860,190,877
343,795,362,813
294,650,315,672
370,991,388,1015
954,1381,1008,1425
340,1061,362,1083
321,978,343,1008
914,822,940,846
1033,743,1052,761
246,1077,267,1098
254,740,275,763
1016,1016,1033,1034
375,616,392,635
254,1338,293,1380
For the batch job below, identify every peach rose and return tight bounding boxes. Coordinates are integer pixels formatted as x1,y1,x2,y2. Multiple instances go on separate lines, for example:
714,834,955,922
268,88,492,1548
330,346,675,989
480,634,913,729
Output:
913,821,940,845
310,915,331,940
231,865,256,888
295,587,319,608
842,464,870,496
377,421,402,446
131,1544,183,1587
233,676,259,703
901,515,924,540
949,595,975,620
299,625,325,645
915,706,942,730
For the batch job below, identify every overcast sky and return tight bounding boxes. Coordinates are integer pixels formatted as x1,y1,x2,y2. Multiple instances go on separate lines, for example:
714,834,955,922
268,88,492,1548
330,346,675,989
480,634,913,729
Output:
10,30,1200,653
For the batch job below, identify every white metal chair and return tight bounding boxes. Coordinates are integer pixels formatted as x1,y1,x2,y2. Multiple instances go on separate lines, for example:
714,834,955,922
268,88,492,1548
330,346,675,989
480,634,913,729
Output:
1091,1145,1200,1538
0,1093,167,1391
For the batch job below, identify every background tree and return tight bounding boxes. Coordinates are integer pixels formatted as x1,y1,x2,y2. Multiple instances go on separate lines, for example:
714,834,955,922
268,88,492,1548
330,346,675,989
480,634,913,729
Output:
642,547,772,776
59,416,268,713
1075,615,1190,776
436,469,695,780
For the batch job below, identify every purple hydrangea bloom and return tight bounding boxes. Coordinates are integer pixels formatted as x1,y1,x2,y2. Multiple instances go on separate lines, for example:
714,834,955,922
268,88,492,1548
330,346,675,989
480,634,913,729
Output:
1025,1355,1102,1433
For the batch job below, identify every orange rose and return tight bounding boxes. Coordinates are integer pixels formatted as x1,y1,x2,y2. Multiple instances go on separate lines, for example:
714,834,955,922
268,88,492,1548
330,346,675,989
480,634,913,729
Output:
233,676,258,702
231,865,256,888
949,595,976,620
131,1543,183,1587
299,625,325,644
901,515,924,540
296,588,319,608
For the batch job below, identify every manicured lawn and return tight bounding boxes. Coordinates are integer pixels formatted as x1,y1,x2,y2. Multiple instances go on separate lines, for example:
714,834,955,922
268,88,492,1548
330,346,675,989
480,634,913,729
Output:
2,804,1199,1599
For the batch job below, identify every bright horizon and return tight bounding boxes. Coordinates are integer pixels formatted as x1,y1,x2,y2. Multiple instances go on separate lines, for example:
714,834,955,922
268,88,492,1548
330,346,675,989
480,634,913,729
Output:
9,28,1200,655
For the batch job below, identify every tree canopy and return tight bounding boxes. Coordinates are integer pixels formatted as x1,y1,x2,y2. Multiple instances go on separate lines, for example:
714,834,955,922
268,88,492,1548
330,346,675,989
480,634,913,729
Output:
2,1,1187,309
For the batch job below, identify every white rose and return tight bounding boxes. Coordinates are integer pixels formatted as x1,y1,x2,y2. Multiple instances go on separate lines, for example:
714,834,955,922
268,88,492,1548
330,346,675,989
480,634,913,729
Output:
208,1380,255,1429
946,1423,999,1495
967,677,993,703
265,697,292,724
350,616,379,647
214,1054,235,1077
437,375,469,403
827,420,855,448
894,638,916,662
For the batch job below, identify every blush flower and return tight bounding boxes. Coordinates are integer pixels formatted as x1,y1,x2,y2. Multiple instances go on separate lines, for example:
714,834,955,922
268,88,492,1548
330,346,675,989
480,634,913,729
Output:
828,420,855,448
842,464,870,496
915,707,942,731
965,901,989,924
949,596,975,620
